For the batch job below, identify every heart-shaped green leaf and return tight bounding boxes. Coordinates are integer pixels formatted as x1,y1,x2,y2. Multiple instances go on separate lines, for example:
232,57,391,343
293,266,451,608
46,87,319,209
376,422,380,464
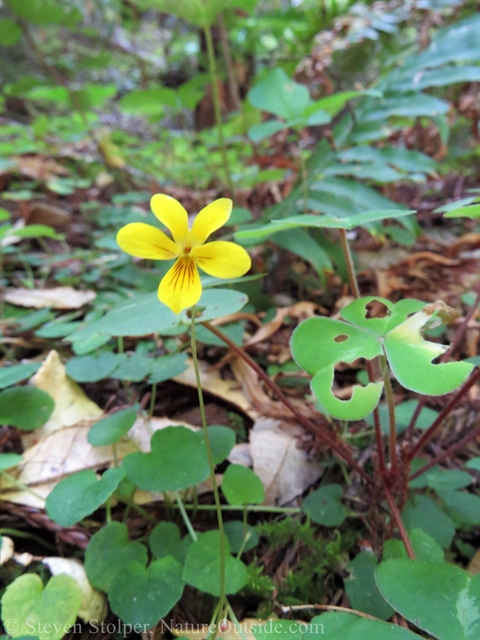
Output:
1,573,81,640
108,557,184,627
46,468,125,527
383,529,444,563
376,559,480,640
123,426,209,492
183,530,248,596
88,406,138,446
302,484,347,526
85,522,148,592
149,521,183,561
0,386,54,430
303,612,423,639
222,464,265,505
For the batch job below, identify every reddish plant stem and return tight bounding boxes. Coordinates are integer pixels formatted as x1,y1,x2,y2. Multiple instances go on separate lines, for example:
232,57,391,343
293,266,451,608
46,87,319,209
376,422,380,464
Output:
410,424,480,481
407,368,480,462
380,355,398,478
203,321,373,484
383,484,415,559
404,289,480,440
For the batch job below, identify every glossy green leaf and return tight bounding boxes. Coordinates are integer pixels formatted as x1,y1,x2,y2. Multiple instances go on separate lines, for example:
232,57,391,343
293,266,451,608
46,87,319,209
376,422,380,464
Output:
123,426,209,492
248,68,310,121
383,529,444,563
402,495,455,549
149,522,183,561
376,559,480,640
443,204,480,219
0,453,23,471
302,484,347,527
0,386,54,431
109,557,184,627
0,573,81,640
66,352,118,383
345,552,393,620
223,521,259,554
182,530,248,596
222,464,265,505
46,468,125,527
0,362,40,389
303,612,423,639
205,425,236,465
85,522,148,592
88,406,138,446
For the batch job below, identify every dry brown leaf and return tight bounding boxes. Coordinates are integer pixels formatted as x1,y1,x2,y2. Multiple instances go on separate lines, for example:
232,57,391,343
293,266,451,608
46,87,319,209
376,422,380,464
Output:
26,350,103,446
28,204,72,230
467,548,480,575
174,358,258,420
246,301,323,346
249,418,322,506
4,287,96,309
3,156,68,180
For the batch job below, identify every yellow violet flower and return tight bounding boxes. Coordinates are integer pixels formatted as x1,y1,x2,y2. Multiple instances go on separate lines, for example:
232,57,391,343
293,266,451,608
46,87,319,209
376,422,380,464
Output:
116,194,251,314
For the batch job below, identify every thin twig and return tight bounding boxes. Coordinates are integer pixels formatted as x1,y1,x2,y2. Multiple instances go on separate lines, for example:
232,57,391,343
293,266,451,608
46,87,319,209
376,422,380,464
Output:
407,368,480,462
281,603,380,621
203,321,373,484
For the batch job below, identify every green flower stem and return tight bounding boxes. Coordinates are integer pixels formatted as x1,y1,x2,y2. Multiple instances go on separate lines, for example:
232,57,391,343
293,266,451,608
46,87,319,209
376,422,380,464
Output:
177,503,301,514
174,491,198,542
191,310,226,637
203,320,373,484
105,497,112,524
203,23,235,196
0,471,45,502
379,355,398,478
226,601,249,640
149,382,157,417
337,229,386,475
235,504,249,558
117,495,156,524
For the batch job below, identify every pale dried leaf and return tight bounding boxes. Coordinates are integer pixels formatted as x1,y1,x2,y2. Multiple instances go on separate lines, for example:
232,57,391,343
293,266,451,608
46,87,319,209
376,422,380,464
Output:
246,301,322,346
250,418,322,506
4,287,96,309
0,536,14,565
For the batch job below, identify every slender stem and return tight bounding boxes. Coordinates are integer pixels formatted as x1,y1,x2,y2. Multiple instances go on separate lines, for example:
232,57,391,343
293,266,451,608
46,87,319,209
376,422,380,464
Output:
407,368,480,462
149,382,157,417
105,498,112,524
175,491,198,542
338,228,360,299
217,12,241,111
0,528,56,551
117,496,156,524
235,504,249,558
281,603,381,621
383,484,415,559
177,503,301,514
226,602,249,640
203,321,373,484
0,471,45,502
191,311,226,635
410,424,480,481
118,336,124,354
203,23,235,195
380,355,398,477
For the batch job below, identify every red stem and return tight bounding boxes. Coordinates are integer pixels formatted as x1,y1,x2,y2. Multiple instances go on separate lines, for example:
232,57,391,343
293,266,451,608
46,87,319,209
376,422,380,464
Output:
409,424,480,481
203,321,373,484
407,368,480,462
383,484,415,559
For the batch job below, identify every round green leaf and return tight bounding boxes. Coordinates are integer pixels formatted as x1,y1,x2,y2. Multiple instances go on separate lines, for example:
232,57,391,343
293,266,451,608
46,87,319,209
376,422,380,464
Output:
0,386,54,430
302,484,347,527
402,495,455,549
0,453,23,471
0,362,40,389
149,522,182,561
0,573,81,640
183,530,248,596
109,557,184,628
303,612,423,639
205,426,236,465
222,464,265,505
85,522,148,592
223,520,259,554
345,552,393,620
383,529,444,564
88,406,138,446
123,426,209,492
65,352,118,383
376,559,480,640
148,353,188,383
45,468,125,527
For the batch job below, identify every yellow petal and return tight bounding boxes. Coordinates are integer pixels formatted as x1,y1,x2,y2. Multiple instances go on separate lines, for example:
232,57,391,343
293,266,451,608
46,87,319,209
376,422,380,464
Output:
150,194,189,245
158,256,202,314
190,198,232,246
117,223,180,259
192,241,251,278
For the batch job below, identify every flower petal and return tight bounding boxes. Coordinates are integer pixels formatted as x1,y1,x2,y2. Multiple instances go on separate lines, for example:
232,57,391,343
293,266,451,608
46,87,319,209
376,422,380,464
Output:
191,241,251,278
117,223,180,260
158,256,202,314
190,198,232,246
151,194,189,245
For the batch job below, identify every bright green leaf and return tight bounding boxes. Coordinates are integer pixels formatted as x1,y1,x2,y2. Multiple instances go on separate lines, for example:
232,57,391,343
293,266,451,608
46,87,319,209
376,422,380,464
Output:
0,362,41,389
0,386,54,430
88,406,138,446
248,68,310,121
222,464,265,505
